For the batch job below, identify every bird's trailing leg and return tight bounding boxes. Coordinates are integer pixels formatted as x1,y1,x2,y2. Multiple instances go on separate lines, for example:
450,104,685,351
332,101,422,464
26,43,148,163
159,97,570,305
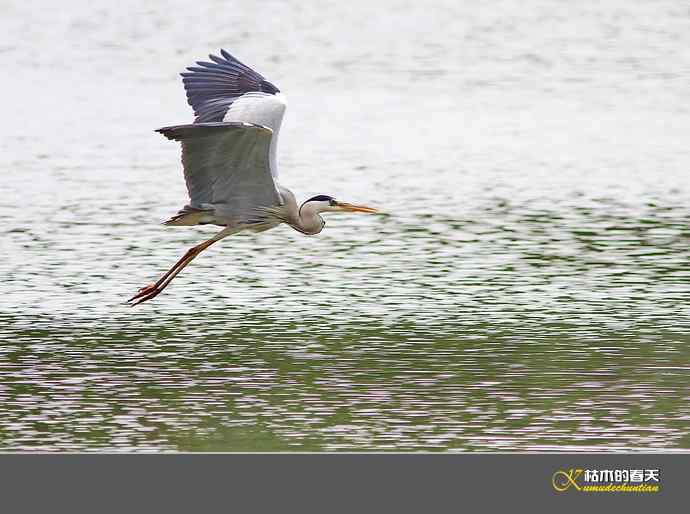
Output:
128,228,234,306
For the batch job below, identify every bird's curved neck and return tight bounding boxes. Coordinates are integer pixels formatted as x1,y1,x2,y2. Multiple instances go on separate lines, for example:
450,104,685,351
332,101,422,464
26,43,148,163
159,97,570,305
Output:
295,206,325,235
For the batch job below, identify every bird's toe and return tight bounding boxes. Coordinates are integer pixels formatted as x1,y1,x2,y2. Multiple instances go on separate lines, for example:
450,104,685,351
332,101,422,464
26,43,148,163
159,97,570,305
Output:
128,284,157,303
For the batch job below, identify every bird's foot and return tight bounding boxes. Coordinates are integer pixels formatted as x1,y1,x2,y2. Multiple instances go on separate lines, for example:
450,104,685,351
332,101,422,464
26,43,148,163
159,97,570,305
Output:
127,283,162,306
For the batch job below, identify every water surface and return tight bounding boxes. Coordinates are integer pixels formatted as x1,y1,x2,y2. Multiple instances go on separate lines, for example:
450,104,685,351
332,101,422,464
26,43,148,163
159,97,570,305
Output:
1,0,689,451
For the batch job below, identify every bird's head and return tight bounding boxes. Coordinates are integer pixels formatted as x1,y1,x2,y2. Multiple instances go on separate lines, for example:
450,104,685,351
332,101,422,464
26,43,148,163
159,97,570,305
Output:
299,195,378,217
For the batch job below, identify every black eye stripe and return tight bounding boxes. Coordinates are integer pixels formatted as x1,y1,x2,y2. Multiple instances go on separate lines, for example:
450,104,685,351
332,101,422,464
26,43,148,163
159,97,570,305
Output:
299,195,336,217
306,195,334,203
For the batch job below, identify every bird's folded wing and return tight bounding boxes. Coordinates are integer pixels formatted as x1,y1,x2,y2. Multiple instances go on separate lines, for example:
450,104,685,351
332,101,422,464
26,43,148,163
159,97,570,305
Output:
182,49,280,123
157,122,282,222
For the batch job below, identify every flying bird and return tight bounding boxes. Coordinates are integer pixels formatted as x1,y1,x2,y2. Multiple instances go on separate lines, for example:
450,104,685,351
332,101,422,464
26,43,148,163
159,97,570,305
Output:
128,49,377,306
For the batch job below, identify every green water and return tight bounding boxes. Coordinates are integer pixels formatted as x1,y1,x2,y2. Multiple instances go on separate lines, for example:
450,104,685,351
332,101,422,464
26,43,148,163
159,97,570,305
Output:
2,306,689,451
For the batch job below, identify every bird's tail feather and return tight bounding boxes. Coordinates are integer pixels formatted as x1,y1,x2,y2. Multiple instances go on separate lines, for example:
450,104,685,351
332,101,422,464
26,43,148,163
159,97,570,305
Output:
164,206,215,226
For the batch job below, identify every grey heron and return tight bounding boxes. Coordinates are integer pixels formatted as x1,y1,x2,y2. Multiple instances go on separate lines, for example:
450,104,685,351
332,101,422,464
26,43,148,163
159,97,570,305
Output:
128,49,377,306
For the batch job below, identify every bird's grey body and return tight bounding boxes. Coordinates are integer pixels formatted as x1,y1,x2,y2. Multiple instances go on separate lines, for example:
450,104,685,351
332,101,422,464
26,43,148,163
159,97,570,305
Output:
128,50,376,306
161,93,288,229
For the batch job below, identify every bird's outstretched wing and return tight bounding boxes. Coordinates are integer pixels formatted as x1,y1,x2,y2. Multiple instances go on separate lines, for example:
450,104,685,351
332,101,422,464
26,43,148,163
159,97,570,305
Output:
182,49,280,123
157,122,282,224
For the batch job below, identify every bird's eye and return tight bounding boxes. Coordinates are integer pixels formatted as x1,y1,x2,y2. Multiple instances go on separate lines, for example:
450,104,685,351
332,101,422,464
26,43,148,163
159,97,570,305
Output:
329,199,336,206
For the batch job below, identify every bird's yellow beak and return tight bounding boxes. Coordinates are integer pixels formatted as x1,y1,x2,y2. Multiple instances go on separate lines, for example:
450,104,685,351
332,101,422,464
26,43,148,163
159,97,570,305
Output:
334,202,378,213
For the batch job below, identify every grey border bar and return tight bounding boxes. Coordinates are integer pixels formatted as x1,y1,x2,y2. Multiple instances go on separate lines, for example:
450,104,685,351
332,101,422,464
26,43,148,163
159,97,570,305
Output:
0,454,685,513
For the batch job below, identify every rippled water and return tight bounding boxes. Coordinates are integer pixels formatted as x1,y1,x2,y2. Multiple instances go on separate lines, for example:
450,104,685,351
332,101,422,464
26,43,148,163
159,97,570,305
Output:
1,0,689,451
